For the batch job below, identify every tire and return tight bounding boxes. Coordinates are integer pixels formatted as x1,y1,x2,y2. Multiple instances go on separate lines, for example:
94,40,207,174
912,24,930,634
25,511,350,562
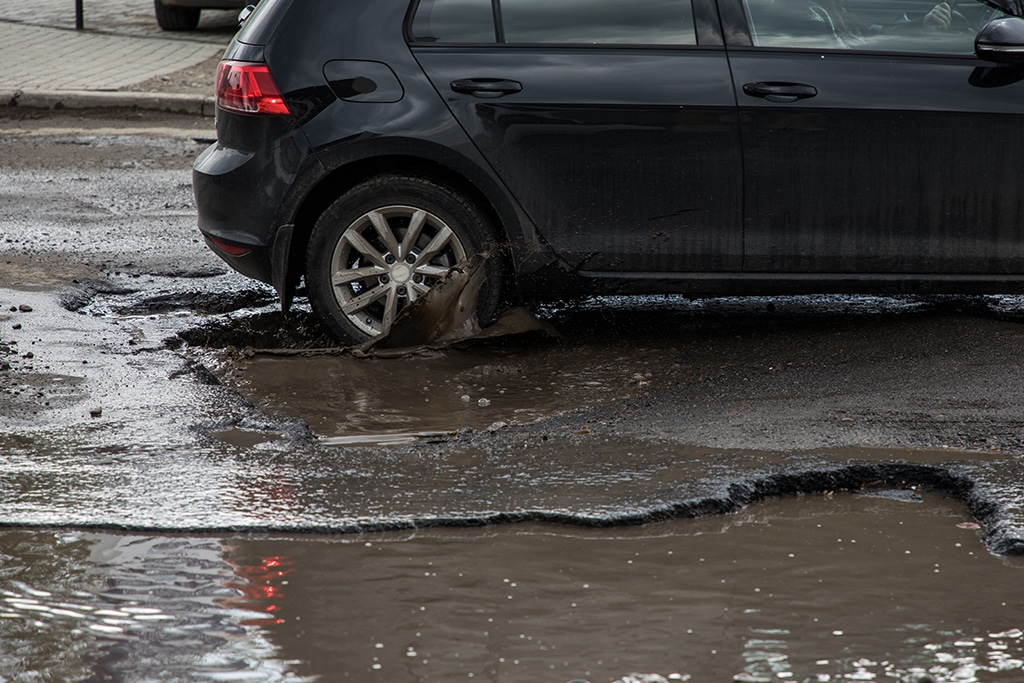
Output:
154,0,200,31
305,175,505,345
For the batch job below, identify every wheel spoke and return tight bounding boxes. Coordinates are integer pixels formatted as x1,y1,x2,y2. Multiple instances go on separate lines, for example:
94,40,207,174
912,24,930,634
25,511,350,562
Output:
380,287,400,332
344,229,388,268
409,280,431,298
416,226,456,264
367,210,401,259
414,264,450,280
332,265,383,287
399,210,428,260
340,283,390,315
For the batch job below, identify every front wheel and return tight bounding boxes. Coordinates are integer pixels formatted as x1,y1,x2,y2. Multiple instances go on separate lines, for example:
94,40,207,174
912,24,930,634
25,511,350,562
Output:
305,175,505,345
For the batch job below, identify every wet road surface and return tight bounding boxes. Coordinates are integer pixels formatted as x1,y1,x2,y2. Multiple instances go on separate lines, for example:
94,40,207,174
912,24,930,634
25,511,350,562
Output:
2,110,1024,681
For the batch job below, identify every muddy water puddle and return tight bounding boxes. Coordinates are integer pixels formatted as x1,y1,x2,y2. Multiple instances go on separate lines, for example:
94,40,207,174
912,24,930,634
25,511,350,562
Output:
2,492,1022,683
210,292,1024,449
224,342,656,444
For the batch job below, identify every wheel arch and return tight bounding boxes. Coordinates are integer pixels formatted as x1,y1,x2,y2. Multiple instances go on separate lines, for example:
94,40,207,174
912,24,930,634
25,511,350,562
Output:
282,150,531,305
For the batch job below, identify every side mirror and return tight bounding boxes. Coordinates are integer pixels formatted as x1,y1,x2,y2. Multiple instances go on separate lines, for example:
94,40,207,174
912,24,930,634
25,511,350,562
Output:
976,17,1024,63
238,4,256,27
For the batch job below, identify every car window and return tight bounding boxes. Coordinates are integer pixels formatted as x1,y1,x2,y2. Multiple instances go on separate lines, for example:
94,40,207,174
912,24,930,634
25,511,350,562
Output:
501,0,696,44
410,0,496,43
411,0,697,45
743,0,1001,53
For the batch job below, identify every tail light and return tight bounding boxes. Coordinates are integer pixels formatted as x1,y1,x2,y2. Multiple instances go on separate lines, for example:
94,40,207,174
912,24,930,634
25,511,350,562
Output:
215,60,291,115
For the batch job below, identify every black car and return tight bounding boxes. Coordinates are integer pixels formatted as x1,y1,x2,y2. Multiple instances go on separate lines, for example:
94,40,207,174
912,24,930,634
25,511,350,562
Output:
193,0,1024,345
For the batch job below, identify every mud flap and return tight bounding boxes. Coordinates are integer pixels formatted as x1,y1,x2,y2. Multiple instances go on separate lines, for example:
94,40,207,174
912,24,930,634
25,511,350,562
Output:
270,223,295,312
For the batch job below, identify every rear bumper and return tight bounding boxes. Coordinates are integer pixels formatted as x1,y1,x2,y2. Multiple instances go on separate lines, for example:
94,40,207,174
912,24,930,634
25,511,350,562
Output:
193,134,302,287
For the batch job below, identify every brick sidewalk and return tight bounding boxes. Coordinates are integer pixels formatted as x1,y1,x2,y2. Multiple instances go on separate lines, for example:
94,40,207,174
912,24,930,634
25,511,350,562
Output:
0,0,235,113
0,22,221,91
0,0,237,41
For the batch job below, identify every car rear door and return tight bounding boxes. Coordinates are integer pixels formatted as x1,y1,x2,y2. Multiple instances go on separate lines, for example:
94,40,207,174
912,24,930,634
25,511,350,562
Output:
722,0,1024,275
409,0,742,274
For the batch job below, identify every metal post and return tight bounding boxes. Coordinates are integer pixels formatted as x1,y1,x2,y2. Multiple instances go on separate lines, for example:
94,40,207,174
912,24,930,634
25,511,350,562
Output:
75,0,84,29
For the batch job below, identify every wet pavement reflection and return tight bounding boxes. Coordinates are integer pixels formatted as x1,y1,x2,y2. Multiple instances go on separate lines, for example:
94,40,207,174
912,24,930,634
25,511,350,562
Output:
2,492,1022,682
8,120,1024,682
0,532,305,681
6,274,1024,682
4,282,1024,548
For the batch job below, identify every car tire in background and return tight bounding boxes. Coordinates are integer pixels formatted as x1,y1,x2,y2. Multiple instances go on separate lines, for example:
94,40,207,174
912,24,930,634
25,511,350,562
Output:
154,0,201,30
305,175,505,345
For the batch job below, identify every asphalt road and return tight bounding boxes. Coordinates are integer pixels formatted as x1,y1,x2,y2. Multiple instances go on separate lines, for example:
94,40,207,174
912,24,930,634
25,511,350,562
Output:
1,108,1024,556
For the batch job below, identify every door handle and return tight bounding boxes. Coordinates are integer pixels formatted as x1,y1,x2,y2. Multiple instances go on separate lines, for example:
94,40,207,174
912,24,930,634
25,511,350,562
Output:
450,78,523,98
743,81,818,103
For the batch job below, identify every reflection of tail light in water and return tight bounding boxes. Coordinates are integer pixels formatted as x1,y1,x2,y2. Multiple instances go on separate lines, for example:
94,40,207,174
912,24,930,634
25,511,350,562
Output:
217,554,294,627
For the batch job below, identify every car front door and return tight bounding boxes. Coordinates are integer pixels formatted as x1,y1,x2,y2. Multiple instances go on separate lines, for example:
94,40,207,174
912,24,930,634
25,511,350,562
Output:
723,0,1024,275
409,0,743,274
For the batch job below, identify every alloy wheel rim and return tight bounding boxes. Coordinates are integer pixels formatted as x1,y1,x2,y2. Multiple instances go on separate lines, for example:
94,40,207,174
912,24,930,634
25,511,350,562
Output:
329,205,468,337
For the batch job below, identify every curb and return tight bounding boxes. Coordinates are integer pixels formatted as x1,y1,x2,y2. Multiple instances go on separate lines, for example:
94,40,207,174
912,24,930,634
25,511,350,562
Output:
4,89,216,117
